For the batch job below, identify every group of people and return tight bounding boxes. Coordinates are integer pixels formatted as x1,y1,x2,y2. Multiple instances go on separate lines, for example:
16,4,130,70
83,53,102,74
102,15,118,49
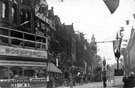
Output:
122,71,135,88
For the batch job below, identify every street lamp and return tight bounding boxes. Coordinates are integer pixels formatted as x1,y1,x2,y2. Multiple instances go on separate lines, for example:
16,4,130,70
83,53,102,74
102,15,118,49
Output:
103,59,106,67
114,27,124,76
102,58,107,87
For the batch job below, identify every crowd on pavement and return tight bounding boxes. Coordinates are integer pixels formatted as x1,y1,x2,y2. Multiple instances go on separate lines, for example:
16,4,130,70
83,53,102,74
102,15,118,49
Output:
55,72,98,88
122,71,135,88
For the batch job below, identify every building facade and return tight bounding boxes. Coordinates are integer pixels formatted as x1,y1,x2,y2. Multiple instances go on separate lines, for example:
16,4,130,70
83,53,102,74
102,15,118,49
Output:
123,27,135,73
0,0,60,88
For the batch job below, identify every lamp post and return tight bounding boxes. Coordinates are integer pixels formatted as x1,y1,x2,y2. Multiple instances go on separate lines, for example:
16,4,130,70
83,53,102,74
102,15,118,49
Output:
114,27,124,75
114,49,120,70
103,58,107,87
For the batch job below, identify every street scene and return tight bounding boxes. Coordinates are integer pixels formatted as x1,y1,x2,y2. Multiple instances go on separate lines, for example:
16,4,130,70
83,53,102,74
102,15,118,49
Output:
0,0,135,88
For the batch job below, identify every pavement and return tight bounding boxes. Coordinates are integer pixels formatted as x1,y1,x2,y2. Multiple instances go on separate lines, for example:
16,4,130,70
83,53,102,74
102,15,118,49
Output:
31,76,124,88
57,82,123,88
113,76,124,87
57,76,124,88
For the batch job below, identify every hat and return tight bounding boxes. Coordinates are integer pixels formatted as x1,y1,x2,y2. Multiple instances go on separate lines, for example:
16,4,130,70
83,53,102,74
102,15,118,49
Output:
129,71,135,76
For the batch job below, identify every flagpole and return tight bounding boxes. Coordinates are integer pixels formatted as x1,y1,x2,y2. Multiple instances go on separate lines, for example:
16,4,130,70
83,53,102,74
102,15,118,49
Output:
114,27,124,75
116,32,120,71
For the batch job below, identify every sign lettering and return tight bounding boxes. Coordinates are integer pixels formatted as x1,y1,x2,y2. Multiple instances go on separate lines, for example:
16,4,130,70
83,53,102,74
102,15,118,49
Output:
35,12,52,25
0,45,47,59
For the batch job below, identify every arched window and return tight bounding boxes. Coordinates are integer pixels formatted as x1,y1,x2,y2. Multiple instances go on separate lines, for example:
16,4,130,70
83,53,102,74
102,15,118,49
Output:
2,3,6,18
2,1,9,20
25,10,31,28
12,4,17,23
20,0,24,4
11,8,14,17
20,9,26,25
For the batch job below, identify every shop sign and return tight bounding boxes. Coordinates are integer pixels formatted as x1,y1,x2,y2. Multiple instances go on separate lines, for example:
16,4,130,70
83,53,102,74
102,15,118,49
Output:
0,79,47,88
35,12,52,25
0,45,47,59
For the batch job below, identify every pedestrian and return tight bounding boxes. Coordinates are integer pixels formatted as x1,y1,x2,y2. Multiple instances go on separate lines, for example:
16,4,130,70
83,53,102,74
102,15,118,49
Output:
102,74,107,88
128,71,135,88
122,74,129,88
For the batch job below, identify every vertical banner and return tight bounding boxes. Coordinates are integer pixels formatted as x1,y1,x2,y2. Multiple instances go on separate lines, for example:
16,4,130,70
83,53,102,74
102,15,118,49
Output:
133,14,135,19
103,0,119,14
113,40,121,52
113,40,122,61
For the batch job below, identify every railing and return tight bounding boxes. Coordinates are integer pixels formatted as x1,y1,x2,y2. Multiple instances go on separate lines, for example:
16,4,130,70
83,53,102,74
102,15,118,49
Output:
0,26,48,50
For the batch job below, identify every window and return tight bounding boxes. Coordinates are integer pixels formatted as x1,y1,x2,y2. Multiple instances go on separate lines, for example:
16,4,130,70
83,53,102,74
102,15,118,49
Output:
2,1,9,20
11,8,14,17
0,67,8,79
12,4,17,23
25,10,31,28
2,3,6,18
20,0,24,4
20,9,26,25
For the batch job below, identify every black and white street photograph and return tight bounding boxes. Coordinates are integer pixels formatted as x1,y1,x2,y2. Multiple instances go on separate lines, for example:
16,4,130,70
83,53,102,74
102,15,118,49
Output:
0,0,135,88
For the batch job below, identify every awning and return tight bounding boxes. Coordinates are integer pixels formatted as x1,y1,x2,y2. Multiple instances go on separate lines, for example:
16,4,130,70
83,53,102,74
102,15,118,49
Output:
47,63,62,73
0,60,46,67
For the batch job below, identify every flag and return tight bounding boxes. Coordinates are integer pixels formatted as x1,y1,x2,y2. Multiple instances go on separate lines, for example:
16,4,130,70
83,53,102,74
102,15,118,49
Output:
121,39,128,48
103,0,119,14
113,40,121,54
133,14,135,19
126,20,130,25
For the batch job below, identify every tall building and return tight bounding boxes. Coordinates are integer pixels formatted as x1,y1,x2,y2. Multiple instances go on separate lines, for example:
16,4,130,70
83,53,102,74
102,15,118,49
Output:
0,0,61,87
124,27,135,73
65,23,76,61
90,34,97,49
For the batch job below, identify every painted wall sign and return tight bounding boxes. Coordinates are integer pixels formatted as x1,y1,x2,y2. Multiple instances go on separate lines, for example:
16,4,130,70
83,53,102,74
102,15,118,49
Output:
0,45,47,59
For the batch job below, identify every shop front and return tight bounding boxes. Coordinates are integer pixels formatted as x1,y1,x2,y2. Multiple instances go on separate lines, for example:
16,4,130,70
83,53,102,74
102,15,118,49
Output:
0,60,48,88
0,46,63,88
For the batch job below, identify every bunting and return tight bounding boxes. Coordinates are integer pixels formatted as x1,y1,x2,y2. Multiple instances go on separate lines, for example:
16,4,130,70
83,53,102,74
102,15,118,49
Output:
103,0,119,14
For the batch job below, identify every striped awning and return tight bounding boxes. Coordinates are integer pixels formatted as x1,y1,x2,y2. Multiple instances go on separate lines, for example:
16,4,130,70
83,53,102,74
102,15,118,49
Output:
0,60,46,67
47,63,62,73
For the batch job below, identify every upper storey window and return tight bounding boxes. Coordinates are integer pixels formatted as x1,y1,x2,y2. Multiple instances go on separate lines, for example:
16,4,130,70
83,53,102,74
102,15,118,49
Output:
12,4,17,23
20,0,24,4
20,9,26,25
25,10,31,28
2,3,6,18
2,1,9,20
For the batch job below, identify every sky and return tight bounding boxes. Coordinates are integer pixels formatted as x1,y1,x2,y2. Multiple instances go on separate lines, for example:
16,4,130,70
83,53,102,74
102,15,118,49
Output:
47,0,135,65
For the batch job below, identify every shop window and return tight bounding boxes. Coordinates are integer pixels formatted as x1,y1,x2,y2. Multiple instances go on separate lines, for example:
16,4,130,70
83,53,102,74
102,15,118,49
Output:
24,70,34,77
10,66,23,78
0,67,8,79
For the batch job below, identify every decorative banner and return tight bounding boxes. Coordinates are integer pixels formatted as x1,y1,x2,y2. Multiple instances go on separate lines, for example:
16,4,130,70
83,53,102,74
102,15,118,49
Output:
130,46,135,70
121,40,128,48
0,45,47,59
113,40,121,52
103,0,119,14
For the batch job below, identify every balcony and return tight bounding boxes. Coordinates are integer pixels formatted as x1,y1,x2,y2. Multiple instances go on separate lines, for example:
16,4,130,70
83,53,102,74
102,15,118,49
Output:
0,26,48,51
